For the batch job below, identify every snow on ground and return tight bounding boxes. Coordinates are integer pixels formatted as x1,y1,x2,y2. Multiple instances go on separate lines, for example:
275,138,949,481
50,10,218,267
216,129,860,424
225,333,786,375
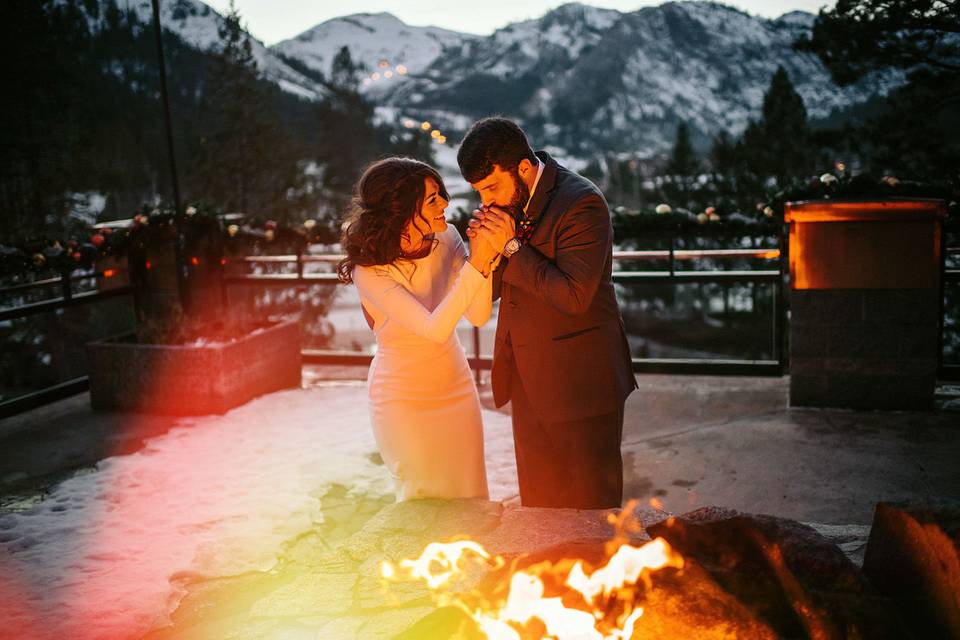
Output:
0,383,516,640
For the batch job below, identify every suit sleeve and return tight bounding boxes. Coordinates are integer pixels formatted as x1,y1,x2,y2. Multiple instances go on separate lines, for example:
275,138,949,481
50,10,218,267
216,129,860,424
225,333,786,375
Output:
354,261,487,343
501,193,610,316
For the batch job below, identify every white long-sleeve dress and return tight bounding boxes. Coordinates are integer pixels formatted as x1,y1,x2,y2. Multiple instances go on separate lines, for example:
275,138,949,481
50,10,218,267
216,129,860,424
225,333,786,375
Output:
353,227,493,501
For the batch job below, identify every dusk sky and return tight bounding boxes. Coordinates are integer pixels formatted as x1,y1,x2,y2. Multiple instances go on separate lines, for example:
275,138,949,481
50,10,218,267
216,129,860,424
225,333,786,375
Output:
204,0,835,45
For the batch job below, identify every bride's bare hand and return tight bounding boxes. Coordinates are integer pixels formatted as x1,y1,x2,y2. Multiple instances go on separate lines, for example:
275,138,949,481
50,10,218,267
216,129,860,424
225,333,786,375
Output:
478,207,516,249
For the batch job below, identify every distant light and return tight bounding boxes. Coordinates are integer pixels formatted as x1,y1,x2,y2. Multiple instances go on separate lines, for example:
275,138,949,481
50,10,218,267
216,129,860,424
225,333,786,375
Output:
402,119,416,128
420,121,431,131
190,256,200,266
103,269,116,278
384,70,393,79
396,65,407,75
371,72,380,81
220,258,228,266
378,59,389,68
835,160,846,172
145,260,152,270
438,135,447,144
431,129,442,139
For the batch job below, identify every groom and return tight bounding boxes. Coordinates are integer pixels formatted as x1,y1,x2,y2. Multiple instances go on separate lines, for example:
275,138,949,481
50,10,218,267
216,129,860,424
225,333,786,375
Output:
459,117,637,509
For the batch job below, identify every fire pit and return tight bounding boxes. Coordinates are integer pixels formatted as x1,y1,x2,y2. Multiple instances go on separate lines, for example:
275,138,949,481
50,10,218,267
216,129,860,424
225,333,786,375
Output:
379,501,958,639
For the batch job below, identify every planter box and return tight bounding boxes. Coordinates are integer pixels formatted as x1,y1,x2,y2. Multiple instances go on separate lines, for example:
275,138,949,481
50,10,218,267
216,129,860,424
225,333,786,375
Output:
86,319,302,415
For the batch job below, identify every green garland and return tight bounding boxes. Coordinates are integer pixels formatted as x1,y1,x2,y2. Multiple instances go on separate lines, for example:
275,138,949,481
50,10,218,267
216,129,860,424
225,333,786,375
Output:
0,204,338,280
3,174,955,280
769,172,959,221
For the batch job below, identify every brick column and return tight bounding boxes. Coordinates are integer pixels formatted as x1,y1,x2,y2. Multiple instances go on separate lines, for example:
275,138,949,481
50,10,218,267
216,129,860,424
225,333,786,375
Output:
786,199,945,410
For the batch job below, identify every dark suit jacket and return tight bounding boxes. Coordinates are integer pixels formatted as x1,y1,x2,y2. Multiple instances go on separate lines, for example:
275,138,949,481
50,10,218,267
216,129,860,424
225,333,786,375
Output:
491,151,637,423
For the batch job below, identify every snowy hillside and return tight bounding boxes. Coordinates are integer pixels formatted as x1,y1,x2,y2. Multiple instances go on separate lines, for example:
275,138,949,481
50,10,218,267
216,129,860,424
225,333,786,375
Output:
105,0,323,99
76,0,904,156
272,12,478,96
369,1,903,155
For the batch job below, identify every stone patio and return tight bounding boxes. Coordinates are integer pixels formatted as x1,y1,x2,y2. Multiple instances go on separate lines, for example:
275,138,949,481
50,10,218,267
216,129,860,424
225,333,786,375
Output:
1,369,958,638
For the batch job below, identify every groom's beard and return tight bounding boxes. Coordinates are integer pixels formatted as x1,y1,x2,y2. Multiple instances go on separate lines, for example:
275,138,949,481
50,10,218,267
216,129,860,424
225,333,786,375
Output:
504,168,530,219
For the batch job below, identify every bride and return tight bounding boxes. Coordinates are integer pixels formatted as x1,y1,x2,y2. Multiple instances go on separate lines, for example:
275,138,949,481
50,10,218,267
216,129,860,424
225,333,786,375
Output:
337,157,506,501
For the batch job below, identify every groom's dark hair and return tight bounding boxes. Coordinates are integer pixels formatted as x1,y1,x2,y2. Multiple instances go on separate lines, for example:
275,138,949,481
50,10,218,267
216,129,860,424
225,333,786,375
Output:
457,117,537,183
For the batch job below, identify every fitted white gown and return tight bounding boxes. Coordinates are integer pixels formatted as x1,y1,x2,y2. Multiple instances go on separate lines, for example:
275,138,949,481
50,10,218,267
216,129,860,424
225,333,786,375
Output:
353,227,493,501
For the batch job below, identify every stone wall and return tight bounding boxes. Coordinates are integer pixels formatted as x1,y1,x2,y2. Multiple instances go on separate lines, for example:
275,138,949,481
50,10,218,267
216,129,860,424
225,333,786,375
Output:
790,289,939,410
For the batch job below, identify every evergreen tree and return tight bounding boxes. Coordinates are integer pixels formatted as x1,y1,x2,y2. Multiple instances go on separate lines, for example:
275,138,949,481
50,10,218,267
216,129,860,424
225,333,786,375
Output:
315,46,379,209
667,122,698,176
0,0,96,239
709,130,737,175
197,1,296,216
795,0,960,86
796,0,959,180
742,67,812,185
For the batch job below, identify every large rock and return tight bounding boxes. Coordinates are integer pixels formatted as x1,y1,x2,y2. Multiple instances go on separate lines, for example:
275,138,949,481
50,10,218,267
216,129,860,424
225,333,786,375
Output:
648,506,908,639
862,500,960,639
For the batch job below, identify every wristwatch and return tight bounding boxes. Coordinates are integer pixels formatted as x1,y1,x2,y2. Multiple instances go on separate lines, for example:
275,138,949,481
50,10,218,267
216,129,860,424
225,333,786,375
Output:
502,237,521,258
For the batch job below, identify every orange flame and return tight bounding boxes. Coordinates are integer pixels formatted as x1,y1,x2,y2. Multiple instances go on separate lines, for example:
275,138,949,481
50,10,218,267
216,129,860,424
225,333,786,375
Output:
383,535,684,639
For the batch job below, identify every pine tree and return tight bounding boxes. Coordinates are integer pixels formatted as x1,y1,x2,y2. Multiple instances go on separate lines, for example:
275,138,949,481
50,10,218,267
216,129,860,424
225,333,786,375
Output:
795,0,960,86
795,0,959,180
197,1,293,216
667,122,698,177
709,131,737,176
0,0,96,239
763,67,810,182
315,47,381,208
741,67,812,184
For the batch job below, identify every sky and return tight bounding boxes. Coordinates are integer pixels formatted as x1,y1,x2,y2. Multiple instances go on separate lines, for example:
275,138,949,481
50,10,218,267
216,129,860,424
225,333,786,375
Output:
204,0,834,46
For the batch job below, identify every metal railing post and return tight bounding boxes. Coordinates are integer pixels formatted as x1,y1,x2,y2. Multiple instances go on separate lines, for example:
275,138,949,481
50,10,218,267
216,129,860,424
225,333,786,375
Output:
775,221,788,375
473,326,481,385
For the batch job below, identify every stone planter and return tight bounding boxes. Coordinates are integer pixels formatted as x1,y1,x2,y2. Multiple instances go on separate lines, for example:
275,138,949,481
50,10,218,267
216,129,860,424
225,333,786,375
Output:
86,318,302,415
785,199,946,410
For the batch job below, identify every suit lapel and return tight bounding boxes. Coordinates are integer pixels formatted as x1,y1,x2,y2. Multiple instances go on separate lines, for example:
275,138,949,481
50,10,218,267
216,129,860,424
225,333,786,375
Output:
525,151,560,246
526,151,558,223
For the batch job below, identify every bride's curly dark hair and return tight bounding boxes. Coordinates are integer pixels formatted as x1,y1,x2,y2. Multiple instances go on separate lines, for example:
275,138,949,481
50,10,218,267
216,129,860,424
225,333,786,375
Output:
337,157,450,283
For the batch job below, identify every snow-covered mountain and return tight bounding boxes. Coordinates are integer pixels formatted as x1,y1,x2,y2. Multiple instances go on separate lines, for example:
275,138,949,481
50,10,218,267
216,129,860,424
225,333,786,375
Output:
358,2,903,155
102,0,323,100
83,0,904,157
271,12,478,95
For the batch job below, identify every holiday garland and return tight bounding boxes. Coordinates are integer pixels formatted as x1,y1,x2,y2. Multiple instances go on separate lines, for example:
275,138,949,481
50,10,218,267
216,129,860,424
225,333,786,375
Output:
2,173,956,281
0,204,339,280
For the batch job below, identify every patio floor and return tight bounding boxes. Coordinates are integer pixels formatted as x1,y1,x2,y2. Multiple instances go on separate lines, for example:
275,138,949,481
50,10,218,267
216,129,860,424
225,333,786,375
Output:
1,368,958,638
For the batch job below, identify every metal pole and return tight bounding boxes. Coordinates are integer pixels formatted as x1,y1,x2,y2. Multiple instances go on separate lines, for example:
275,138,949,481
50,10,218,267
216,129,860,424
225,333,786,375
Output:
150,0,191,314
936,203,946,379
473,326,481,385
776,221,788,375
